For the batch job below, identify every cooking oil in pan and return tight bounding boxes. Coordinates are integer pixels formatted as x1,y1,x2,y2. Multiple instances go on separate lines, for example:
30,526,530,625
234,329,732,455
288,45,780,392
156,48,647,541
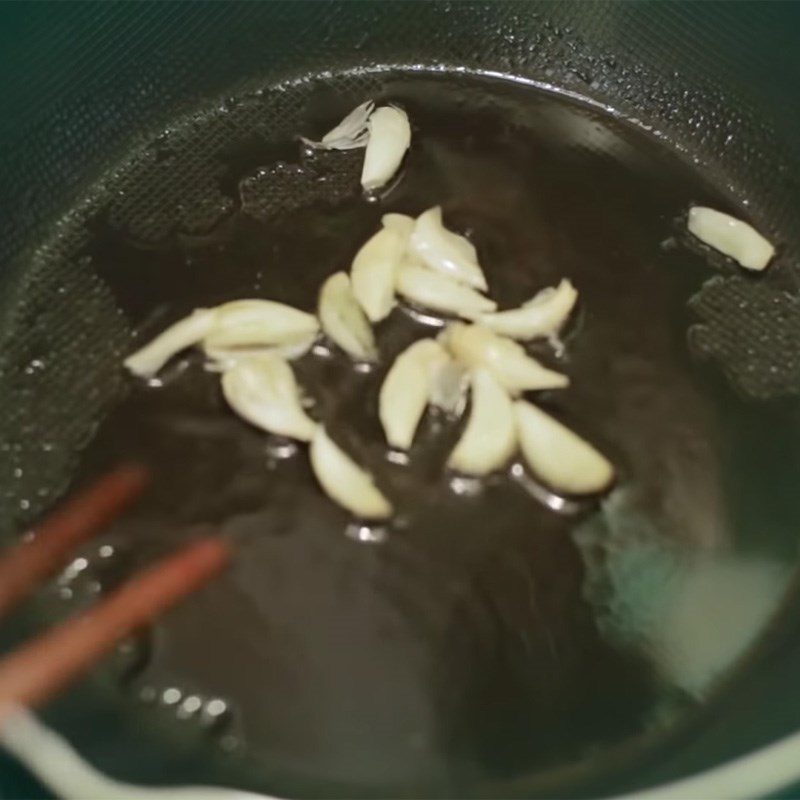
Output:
32,72,800,796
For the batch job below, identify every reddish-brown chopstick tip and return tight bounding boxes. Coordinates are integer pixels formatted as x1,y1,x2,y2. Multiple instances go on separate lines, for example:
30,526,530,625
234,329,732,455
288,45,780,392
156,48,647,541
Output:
123,537,232,603
0,464,151,620
0,536,230,717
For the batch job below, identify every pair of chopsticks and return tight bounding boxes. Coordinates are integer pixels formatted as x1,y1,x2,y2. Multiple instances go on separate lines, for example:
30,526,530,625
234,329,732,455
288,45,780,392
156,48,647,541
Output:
0,465,229,720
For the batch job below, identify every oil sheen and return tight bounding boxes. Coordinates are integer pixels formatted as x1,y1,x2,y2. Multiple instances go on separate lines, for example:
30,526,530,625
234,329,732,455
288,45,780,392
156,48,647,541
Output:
42,72,798,797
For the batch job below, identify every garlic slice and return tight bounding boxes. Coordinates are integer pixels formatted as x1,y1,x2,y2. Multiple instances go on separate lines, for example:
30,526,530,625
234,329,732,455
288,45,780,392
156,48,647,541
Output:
350,226,405,322
361,106,411,191
382,212,415,238
448,368,517,475
124,309,216,378
310,425,393,519
221,354,316,441
124,300,319,378
203,332,316,369
429,357,469,415
687,206,775,271
302,100,375,151
479,279,578,340
212,300,319,343
441,323,568,395
396,263,497,320
409,206,488,291
379,338,450,449
515,400,614,494
318,272,377,361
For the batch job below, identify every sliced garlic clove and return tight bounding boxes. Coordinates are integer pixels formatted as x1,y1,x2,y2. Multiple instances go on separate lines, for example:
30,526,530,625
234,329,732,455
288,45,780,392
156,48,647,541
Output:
124,309,216,378
396,263,496,321
213,299,319,343
350,226,405,322
203,321,317,356
515,400,614,494
440,322,568,395
318,271,378,361
310,425,393,519
203,300,319,366
379,338,449,449
409,206,488,291
687,206,775,271
428,356,469,416
479,279,578,340
302,100,375,150
221,354,317,441
124,300,319,378
203,331,317,369
448,368,517,475
382,212,415,239
361,106,411,191
323,100,374,146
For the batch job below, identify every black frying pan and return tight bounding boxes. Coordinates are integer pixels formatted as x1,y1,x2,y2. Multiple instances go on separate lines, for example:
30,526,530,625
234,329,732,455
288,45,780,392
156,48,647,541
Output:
2,3,800,798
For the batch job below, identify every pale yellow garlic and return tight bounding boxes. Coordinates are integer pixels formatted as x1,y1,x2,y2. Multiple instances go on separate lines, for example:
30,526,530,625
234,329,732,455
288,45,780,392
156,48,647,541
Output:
428,357,468,415
350,226,405,322
515,400,614,494
479,279,578,340
203,332,316,369
381,212,415,238
124,300,319,378
317,271,377,361
448,368,517,475
221,354,316,442
201,300,319,369
441,322,568,395
688,206,774,271
212,300,319,341
361,106,411,191
302,100,374,150
310,425,393,519
396,263,496,320
409,206,488,290
379,338,450,449
124,309,216,378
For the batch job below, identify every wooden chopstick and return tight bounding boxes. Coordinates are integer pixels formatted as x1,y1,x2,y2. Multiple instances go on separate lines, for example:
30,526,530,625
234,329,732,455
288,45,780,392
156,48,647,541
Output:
0,464,149,620
0,537,230,720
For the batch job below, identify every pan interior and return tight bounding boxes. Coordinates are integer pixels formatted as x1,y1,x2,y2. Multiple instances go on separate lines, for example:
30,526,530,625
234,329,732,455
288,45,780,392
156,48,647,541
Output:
3,70,800,798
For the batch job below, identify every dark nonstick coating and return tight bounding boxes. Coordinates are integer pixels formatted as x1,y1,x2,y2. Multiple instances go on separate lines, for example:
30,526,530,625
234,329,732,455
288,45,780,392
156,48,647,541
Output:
2,4,800,799
2,72,798,799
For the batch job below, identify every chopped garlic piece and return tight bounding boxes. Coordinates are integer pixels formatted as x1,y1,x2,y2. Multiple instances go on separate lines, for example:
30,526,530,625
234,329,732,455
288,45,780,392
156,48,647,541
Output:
310,425,393,519
382,212,415,238
318,272,377,361
688,206,775,271
124,299,318,378
302,100,375,151
203,332,316,369
379,338,450,449
480,279,578,340
124,309,216,378
441,323,568,395
221,354,316,441
429,357,468,415
515,400,614,494
448,369,517,475
205,300,319,351
409,206,488,290
350,226,405,322
396,263,496,320
361,106,411,191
